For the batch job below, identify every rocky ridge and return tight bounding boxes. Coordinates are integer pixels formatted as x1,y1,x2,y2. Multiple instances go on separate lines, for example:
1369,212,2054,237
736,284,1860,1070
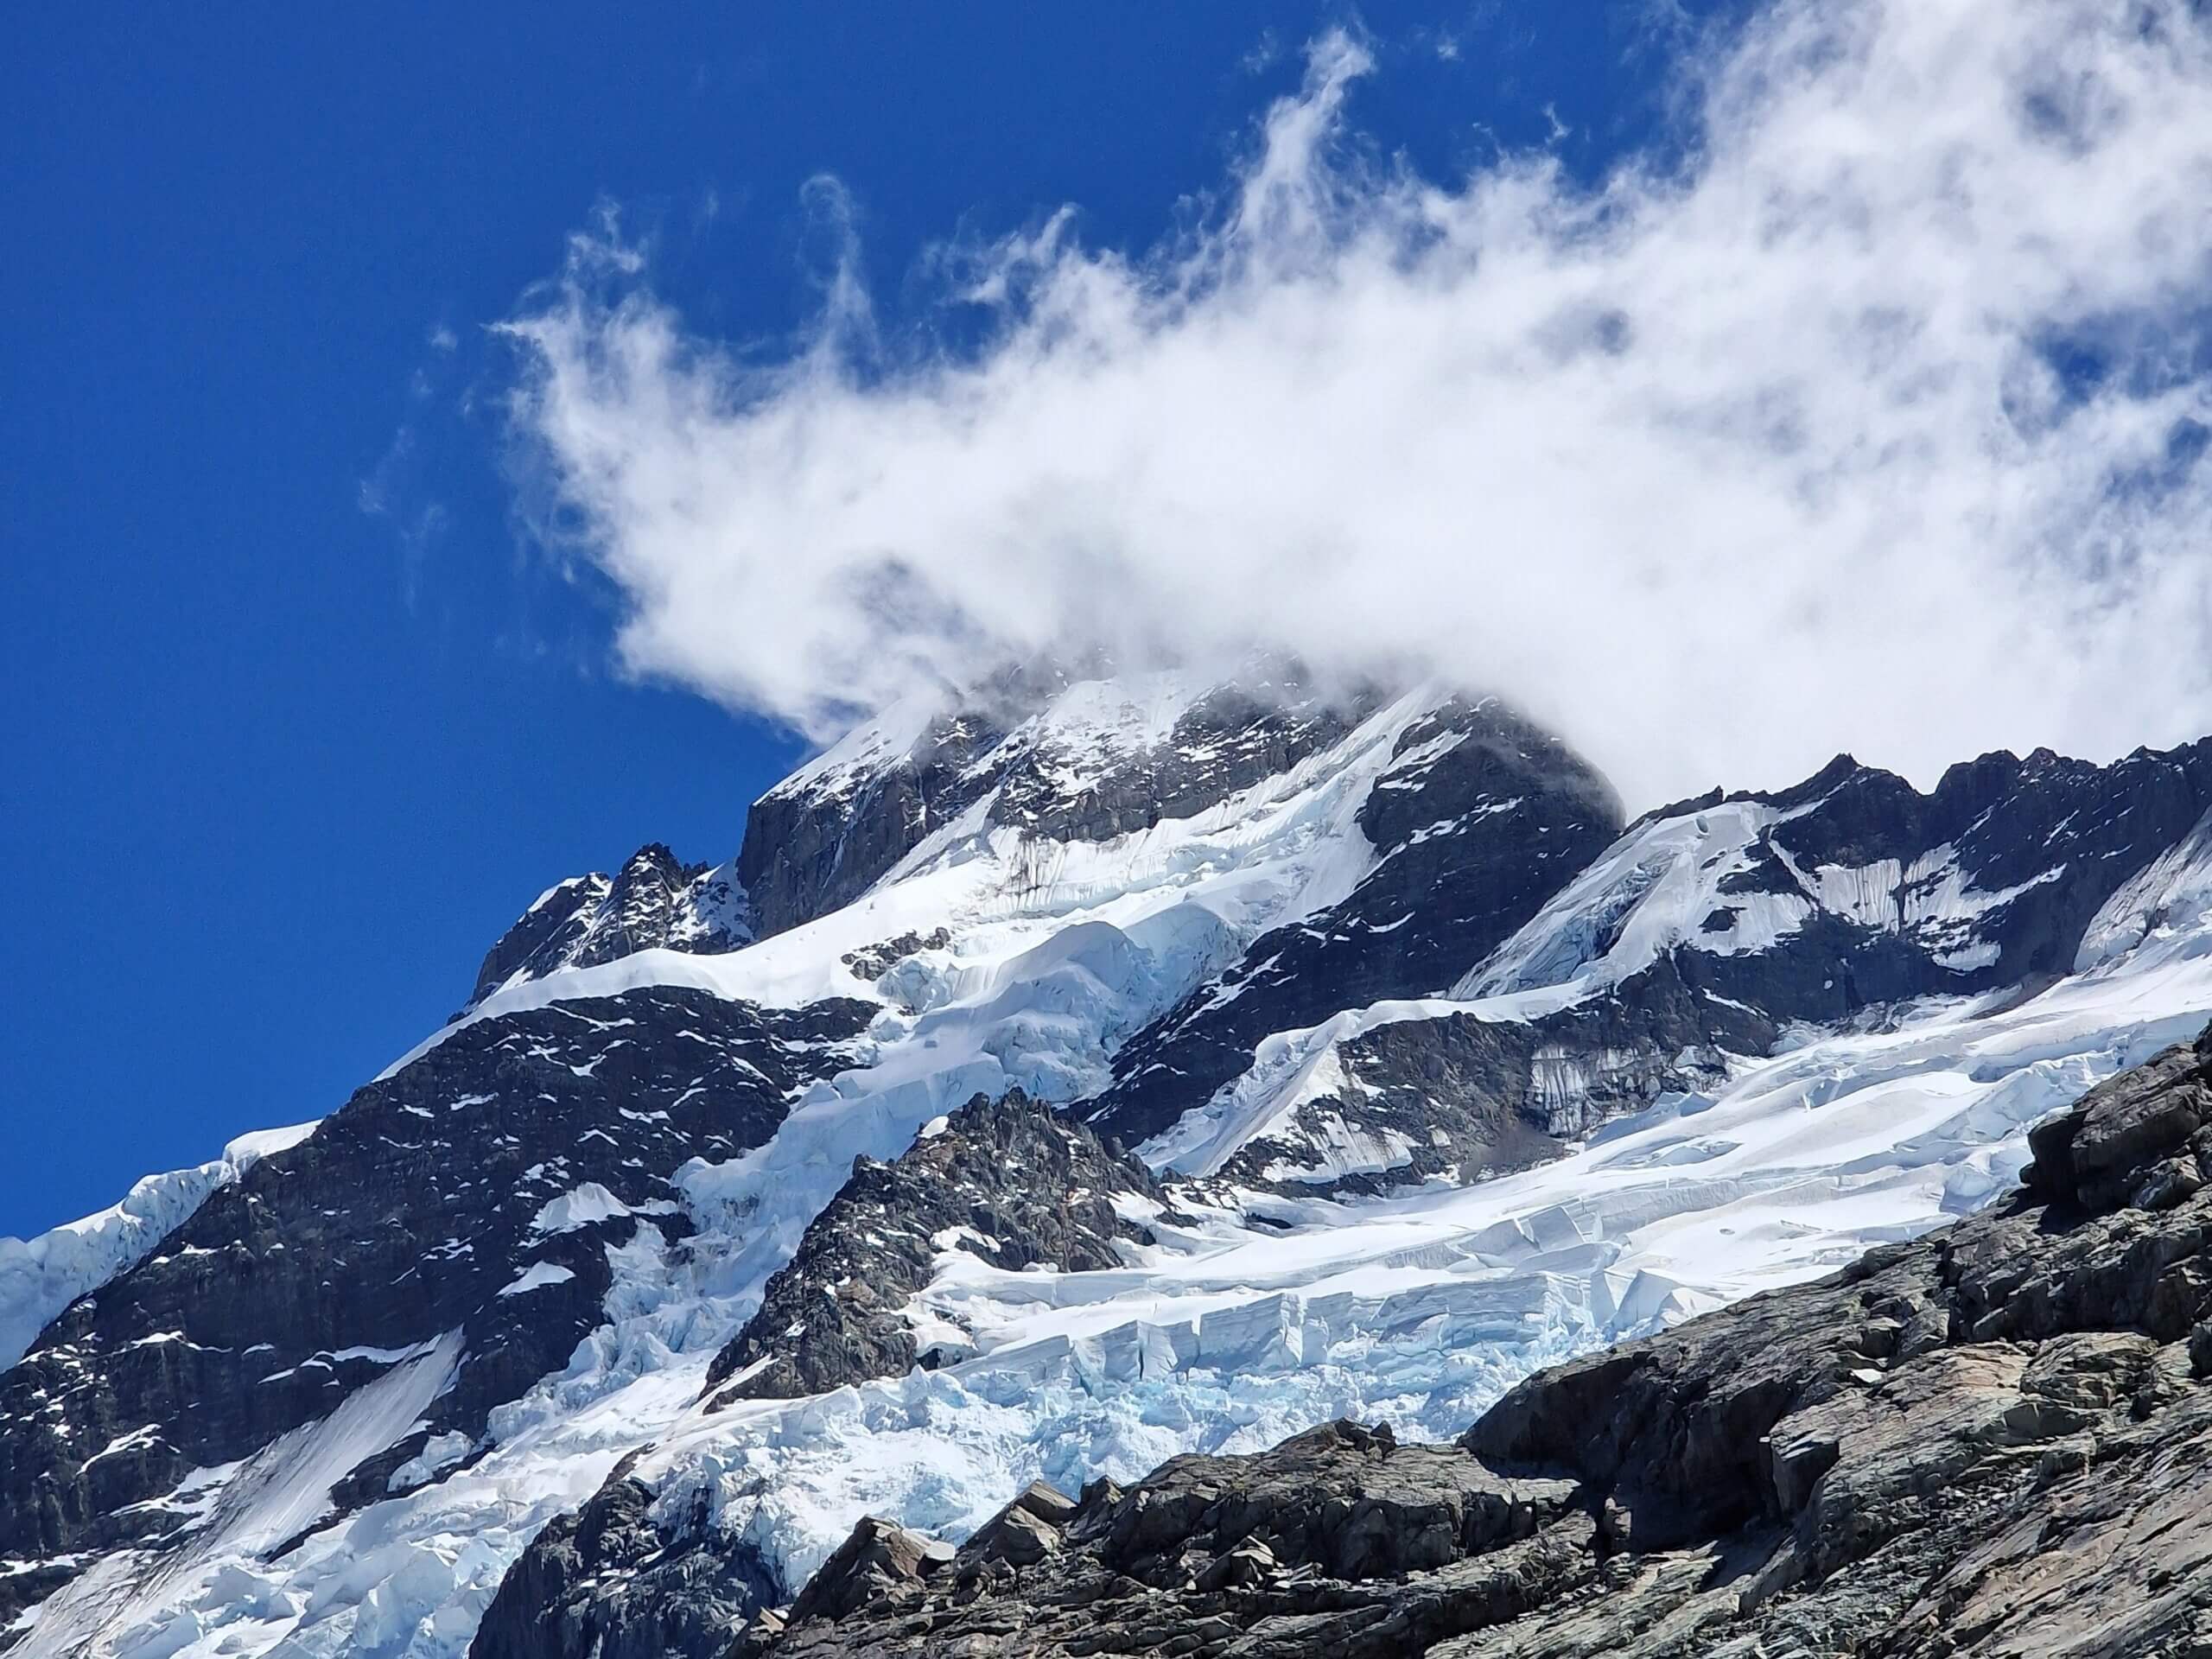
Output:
467,1461,777,1659
466,844,752,1013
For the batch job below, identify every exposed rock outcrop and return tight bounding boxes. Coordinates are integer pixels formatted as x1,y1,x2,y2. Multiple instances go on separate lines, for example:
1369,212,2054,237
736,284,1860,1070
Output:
467,844,751,1012
703,1089,1167,1402
468,1464,777,1659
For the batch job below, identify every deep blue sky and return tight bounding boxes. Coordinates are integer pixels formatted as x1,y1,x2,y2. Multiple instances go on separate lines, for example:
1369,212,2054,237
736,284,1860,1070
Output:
1,4,1701,1236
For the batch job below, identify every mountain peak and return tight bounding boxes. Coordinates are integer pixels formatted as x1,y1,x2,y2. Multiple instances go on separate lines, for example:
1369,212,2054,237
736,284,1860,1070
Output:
463,842,752,1013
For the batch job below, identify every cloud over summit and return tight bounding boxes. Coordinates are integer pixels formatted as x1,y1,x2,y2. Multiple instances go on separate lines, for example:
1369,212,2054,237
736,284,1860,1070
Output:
501,3,2212,808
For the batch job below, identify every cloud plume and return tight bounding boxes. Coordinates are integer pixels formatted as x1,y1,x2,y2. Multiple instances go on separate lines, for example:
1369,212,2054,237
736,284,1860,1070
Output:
500,3,2212,808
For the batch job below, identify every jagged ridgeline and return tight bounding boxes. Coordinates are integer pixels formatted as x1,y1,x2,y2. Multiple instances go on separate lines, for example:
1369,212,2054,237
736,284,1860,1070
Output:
7,664,2212,1658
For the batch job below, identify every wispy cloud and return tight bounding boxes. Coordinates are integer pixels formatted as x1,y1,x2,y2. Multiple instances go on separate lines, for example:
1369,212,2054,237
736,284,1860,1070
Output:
358,423,448,609
499,3,2212,806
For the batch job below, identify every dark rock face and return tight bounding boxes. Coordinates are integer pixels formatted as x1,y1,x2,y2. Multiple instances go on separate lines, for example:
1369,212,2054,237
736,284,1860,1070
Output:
751,1023,2212,1657
467,1464,777,1659
466,843,751,1012
737,667,1377,939
703,1089,1167,1402
1217,1014,1576,1194
1681,742,2212,1026
739,705,1014,944
0,988,870,1623
1089,697,1627,1148
2024,1030,2212,1214
1213,958,1771,1194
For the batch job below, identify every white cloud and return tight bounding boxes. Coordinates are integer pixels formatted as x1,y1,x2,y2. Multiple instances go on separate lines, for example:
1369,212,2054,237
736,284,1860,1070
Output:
498,3,2212,809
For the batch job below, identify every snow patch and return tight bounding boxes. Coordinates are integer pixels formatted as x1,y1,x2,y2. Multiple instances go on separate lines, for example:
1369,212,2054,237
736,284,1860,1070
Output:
498,1262,577,1298
529,1184,630,1235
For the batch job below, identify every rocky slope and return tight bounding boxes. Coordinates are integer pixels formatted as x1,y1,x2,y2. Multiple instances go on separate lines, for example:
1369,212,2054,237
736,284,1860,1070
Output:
702,1088,1168,1403
468,1460,777,1659
1085,695,1626,1150
10,669,2212,1657
0,988,871,1635
747,1022,2212,1657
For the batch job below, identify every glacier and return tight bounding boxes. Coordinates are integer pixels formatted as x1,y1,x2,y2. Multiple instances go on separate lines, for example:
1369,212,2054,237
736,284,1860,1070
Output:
11,682,2212,1659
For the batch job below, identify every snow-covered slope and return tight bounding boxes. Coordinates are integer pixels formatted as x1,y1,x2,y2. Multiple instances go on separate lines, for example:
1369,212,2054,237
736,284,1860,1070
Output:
0,1122,316,1371
732,662,1380,941
10,675,2212,1659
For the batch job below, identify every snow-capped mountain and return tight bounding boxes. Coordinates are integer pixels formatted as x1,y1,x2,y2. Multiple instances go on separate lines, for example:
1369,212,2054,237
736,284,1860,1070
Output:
9,667,2212,1658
